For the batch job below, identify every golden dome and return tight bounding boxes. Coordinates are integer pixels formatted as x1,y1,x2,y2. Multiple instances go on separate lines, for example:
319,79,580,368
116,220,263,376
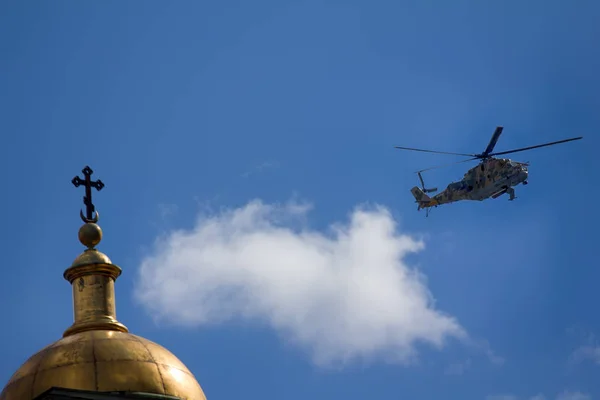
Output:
1,167,208,400
0,330,206,400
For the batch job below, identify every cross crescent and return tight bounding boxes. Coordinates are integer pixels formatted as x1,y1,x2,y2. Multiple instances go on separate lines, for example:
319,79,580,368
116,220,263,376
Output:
72,166,104,223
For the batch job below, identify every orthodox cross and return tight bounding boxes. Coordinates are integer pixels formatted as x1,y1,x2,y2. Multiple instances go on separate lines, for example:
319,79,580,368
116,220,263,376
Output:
72,166,104,223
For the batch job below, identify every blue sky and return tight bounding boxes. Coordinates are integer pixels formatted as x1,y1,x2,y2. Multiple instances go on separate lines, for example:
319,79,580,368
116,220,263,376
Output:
0,1,598,399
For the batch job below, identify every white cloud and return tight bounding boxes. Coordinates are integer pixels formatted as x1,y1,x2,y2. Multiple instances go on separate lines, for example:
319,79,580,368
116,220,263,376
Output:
134,199,466,366
444,358,471,375
567,328,600,368
157,203,178,220
485,392,589,400
570,345,600,365
556,392,591,400
529,395,547,400
241,161,278,178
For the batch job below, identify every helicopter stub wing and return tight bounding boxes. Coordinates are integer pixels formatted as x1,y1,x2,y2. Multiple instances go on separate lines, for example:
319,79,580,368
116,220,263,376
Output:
491,188,508,199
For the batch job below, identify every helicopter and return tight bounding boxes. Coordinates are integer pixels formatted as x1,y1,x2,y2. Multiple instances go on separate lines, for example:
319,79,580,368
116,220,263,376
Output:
394,126,582,216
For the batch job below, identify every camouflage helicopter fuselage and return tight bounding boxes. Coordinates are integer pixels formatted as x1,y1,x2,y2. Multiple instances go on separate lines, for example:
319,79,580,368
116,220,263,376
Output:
410,158,529,209
396,125,582,214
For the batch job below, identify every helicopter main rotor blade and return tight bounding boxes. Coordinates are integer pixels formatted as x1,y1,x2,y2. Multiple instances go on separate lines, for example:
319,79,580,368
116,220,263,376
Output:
482,126,504,157
417,157,480,173
488,136,582,157
417,171,425,188
394,146,475,157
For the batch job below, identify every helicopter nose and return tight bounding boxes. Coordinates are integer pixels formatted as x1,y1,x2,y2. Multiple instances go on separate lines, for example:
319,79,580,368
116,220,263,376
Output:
520,169,528,182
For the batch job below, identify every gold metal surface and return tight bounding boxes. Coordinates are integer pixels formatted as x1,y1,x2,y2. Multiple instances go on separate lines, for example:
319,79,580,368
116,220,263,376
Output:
68,249,114,269
69,223,112,268
0,219,207,399
63,262,128,337
0,331,207,400
61,222,129,337
78,222,103,248
62,256,128,337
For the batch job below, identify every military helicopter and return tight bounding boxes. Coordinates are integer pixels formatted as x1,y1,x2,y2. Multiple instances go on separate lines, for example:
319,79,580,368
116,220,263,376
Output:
394,126,582,216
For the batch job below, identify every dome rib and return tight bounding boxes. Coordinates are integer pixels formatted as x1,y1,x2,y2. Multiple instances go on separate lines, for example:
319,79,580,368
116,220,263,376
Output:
132,335,168,396
29,344,52,399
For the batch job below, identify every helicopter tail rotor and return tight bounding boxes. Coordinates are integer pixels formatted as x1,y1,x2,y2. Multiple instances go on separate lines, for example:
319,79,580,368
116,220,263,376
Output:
417,171,437,193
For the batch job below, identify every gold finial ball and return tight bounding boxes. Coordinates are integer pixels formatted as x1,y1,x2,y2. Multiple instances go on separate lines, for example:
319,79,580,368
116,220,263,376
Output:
78,223,103,248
